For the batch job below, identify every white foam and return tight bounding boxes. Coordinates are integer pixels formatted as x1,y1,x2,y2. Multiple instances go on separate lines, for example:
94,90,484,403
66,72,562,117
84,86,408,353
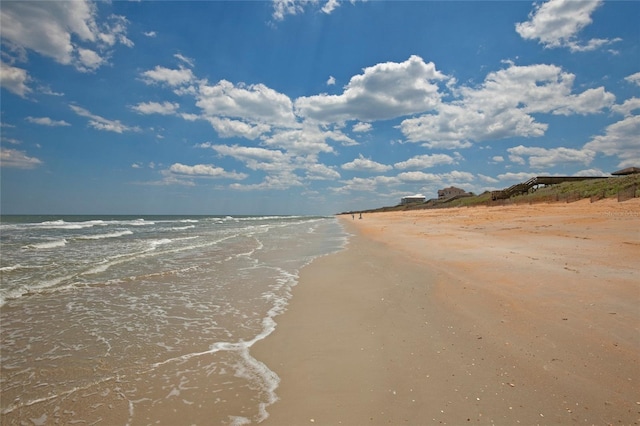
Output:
36,220,106,230
171,225,195,231
24,239,67,250
76,230,133,240
0,264,24,272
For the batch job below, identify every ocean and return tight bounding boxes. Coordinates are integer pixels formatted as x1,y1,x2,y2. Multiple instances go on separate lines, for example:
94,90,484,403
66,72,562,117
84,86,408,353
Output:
0,215,348,425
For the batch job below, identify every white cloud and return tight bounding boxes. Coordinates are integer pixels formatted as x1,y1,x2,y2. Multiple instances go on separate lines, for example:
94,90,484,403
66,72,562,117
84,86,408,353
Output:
205,117,271,140
478,174,499,184
196,79,297,128
26,116,71,127
70,104,140,133
399,63,614,148
210,144,289,170
295,55,448,123
0,1,132,72
492,156,504,163
507,145,595,168
393,153,456,170
497,171,537,182
141,66,195,87
625,72,640,87
143,31,157,38
272,0,354,21
132,101,180,115
342,154,392,173
306,163,341,180
322,0,341,15
516,0,602,50
260,126,337,156
575,168,608,177
272,0,305,21
327,75,336,86
352,122,372,133
230,173,304,191
76,47,105,72
0,148,43,169
612,98,640,117
583,114,640,168
168,163,247,180
333,175,399,194
0,61,31,97
208,143,338,189
395,171,439,183
174,53,195,68
515,0,618,52
396,170,474,184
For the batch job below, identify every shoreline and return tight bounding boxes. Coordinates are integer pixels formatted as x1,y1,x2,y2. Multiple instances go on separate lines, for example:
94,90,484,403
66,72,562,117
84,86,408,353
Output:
252,198,640,425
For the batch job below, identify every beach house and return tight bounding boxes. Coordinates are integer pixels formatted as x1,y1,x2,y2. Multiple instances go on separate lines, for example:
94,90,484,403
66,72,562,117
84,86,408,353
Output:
400,194,426,205
438,186,467,200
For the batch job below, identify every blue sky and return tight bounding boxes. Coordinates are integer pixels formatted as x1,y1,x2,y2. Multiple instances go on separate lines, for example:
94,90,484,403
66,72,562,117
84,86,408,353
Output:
1,0,638,215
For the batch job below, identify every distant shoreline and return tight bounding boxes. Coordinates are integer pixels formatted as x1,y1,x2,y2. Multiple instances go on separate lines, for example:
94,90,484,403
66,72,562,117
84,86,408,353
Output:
342,174,640,215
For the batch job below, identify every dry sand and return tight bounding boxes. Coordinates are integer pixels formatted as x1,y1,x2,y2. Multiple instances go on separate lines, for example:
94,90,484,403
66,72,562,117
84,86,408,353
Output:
252,198,640,425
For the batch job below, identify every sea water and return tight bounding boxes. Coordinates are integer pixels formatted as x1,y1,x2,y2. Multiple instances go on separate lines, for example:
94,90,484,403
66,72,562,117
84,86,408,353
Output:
0,215,347,425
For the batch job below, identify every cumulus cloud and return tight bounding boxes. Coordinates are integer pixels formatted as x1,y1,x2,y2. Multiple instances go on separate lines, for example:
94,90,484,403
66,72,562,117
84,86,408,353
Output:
207,143,340,189
0,1,132,72
625,72,640,87
272,0,357,21
393,153,456,170
204,117,271,140
141,66,195,87
327,75,336,86
295,55,448,123
26,116,70,127
0,148,43,169
611,98,640,117
352,122,372,133
196,80,297,128
0,61,31,97
583,114,640,168
261,126,340,156
70,104,140,133
497,171,537,182
209,144,290,171
306,162,341,180
131,101,180,115
399,62,614,148
168,163,247,180
515,0,619,52
507,145,596,168
342,154,393,173
397,170,474,184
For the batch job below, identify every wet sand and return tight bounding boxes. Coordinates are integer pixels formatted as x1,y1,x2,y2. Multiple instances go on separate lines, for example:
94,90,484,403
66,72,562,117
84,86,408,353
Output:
252,198,640,425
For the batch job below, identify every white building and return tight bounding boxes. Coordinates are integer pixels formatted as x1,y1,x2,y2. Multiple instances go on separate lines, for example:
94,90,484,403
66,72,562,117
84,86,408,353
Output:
400,194,426,205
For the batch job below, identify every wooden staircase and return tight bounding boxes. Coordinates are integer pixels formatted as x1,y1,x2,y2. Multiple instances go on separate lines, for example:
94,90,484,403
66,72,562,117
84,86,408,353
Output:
491,177,538,200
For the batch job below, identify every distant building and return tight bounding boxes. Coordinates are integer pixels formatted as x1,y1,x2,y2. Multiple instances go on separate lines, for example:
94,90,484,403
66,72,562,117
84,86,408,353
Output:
612,167,640,176
400,194,426,205
438,186,467,199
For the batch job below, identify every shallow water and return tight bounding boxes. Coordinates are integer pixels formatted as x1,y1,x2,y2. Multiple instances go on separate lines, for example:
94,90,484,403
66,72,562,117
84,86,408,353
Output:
0,215,347,425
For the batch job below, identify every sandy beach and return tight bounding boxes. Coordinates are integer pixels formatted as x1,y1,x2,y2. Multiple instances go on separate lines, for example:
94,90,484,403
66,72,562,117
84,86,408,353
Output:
252,198,640,425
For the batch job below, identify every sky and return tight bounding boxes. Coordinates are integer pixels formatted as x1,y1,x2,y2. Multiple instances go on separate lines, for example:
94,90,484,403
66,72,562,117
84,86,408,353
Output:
1,0,639,215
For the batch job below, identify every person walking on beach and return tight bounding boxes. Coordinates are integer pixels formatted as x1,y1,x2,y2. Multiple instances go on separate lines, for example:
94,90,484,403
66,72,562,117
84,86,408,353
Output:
359,213,362,219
